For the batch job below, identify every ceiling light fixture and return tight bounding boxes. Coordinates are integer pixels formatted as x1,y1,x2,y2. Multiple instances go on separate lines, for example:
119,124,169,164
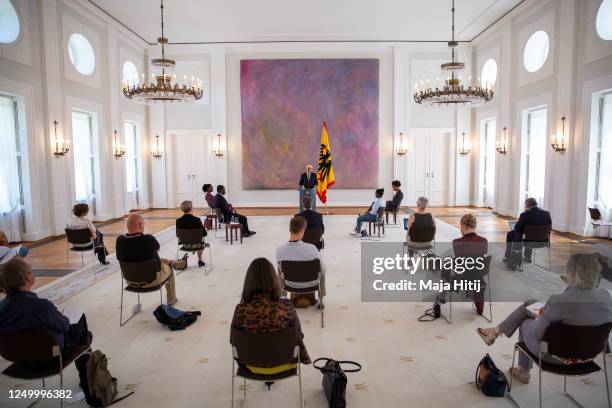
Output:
123,0,204,104
413,0,494,107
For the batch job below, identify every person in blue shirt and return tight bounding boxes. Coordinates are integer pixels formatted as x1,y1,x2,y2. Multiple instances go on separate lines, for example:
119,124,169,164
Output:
350,188,385,237
0,257,92,352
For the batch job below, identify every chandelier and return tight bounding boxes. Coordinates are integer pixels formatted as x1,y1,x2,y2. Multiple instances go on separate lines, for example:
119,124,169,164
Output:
123,0,203,104
413,0,493,106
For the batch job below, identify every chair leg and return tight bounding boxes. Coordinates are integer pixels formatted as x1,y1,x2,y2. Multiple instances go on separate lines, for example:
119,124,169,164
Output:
119,285,141,327
538,362,543,408
604,349,611,408
298,358,304,408
506,345,519,407
231,360,235,408
320,295,325,328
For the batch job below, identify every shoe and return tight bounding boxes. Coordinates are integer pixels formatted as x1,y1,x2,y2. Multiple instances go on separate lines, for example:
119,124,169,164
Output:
99,259,110,266
167,298,178,306
361,230,368,237
264,381,275,390
523,257,532,264
198,261,205,268
509,367,531,384
475,301,484,315
349,231,360,237
476,327,498,346
244,231,256,237
435,293,447,304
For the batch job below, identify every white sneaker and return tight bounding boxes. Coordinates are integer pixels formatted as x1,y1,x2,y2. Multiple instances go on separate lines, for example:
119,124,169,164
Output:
349,231,360,237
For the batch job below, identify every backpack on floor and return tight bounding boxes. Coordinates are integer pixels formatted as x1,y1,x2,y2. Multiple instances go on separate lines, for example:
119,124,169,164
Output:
475,354,508,397
153,304,202,331
75,350,134,407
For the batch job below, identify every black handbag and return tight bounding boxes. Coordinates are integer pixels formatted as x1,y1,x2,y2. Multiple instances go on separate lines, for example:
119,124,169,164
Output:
475,354,508,397
313,358,362,408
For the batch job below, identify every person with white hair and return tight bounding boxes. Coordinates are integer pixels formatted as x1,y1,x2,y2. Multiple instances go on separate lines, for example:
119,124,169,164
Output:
406,196,436,243
477,253,612,384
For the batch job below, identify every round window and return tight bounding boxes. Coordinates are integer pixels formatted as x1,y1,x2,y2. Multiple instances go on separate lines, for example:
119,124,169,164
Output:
596,0,612,40
122,61,139,85
480,59,497,89
523,31,550,73
0,0,20,44
67,33,96,76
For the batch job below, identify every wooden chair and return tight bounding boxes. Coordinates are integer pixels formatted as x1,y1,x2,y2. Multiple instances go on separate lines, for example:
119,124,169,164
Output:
176,228,212,274
226,223,243,245
507,322,612,408
279,259,324,327
64,228,96,269
0,327,91,408
440,254,493,324
385,208,400,227
230,327,303,408
118,260,171,326
587,207,612,239
302,227,324,251
364,207,386,240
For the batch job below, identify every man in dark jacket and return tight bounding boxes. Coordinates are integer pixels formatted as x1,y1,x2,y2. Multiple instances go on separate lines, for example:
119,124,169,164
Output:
385,180,404,212
299,164,318,189
295,196,324,233
504,198,552,264
213,185,255,237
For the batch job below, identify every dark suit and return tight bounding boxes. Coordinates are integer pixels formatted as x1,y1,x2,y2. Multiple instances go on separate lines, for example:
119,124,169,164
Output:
213,194,251,233
299,172,318,189
295,210,324,234
386,190,404,212
505,206,552,260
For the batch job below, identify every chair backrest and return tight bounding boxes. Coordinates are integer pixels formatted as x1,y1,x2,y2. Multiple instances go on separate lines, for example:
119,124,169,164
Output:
376,207,385,221
280,259,321,283
119,260,161,284
589,207,602,221
542,322,612,360
230,326,299,366
523,224,551,241
176,228,204,244
214,207,225,223
302,228,323,246
0,327,59,364
409,225,436,243
65,228,93,245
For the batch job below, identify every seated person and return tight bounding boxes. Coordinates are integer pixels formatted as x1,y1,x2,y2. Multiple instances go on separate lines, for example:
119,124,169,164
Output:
213,185,255,237
276,216,326,307
0,231,28,264
295,196,324,249
202,184,214,211
438,214,488,314
115,214,177,305
477,253,612,384
176,200,207,268
350,188,385,237
66,203,109,265
231,257,311,376
385,180,404,212
504,198,551,267
406,196,436,245
0,257,92,352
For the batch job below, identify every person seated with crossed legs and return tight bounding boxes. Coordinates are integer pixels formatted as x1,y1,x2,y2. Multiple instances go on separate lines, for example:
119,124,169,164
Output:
176,200,207,268
477,253,612,384
385,180,404,212
115,213,178,305
0,257,93,353
350,188,385,237
213,185,256,237
276,216,327,308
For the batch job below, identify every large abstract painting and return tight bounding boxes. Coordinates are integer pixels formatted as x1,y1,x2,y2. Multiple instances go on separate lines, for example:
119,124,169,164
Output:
240,59,379,189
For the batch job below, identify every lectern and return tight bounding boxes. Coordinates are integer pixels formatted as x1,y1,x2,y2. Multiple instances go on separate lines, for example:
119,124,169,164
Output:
298,188,317,212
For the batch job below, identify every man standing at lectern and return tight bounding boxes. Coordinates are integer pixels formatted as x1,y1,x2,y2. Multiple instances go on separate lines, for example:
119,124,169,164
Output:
299,164,318,189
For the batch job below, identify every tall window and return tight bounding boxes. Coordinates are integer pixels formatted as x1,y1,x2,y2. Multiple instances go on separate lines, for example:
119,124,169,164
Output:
522,107,547,207
124,121,140,205
595,92,612,207
0,93,25,239
481,119,496,207
72,110,97,212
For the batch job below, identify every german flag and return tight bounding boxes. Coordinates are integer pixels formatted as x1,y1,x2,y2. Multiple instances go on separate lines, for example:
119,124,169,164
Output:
317,121,335,203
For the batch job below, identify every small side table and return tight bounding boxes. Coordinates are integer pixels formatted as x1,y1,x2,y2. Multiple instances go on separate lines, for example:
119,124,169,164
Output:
226,223,243,244
205,213,218,230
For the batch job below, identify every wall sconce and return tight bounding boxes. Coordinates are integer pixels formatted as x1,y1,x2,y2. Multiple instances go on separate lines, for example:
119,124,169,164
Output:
395,132,408,156
551,116,567,153
151,135,163,159
113,130,125,158
213,133,225,158
458,132,471,156
496,127,508,155
52,120,70,158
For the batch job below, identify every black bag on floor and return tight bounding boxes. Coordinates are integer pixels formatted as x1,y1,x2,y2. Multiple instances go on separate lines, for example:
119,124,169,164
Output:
313,358,362,408
475,354,508,397
153,305,202,331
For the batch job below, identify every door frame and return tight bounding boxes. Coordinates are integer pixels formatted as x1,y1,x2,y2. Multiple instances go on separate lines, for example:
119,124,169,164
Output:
407,127,455,207
166,128,213,208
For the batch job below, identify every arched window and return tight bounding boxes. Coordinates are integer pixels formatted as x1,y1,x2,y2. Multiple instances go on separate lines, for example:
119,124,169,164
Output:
596,0,612,40
480,59,497,89
0,0,20,44
122,61,139,86
67,33,96,76
523,31,549,73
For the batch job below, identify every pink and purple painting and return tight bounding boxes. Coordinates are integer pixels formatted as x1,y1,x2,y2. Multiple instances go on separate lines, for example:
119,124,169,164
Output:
240,59,379,189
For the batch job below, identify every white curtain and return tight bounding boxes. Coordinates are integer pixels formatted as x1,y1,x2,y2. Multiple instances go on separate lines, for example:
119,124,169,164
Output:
72,111,93,201
600,94,612,209
0,96,21,241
